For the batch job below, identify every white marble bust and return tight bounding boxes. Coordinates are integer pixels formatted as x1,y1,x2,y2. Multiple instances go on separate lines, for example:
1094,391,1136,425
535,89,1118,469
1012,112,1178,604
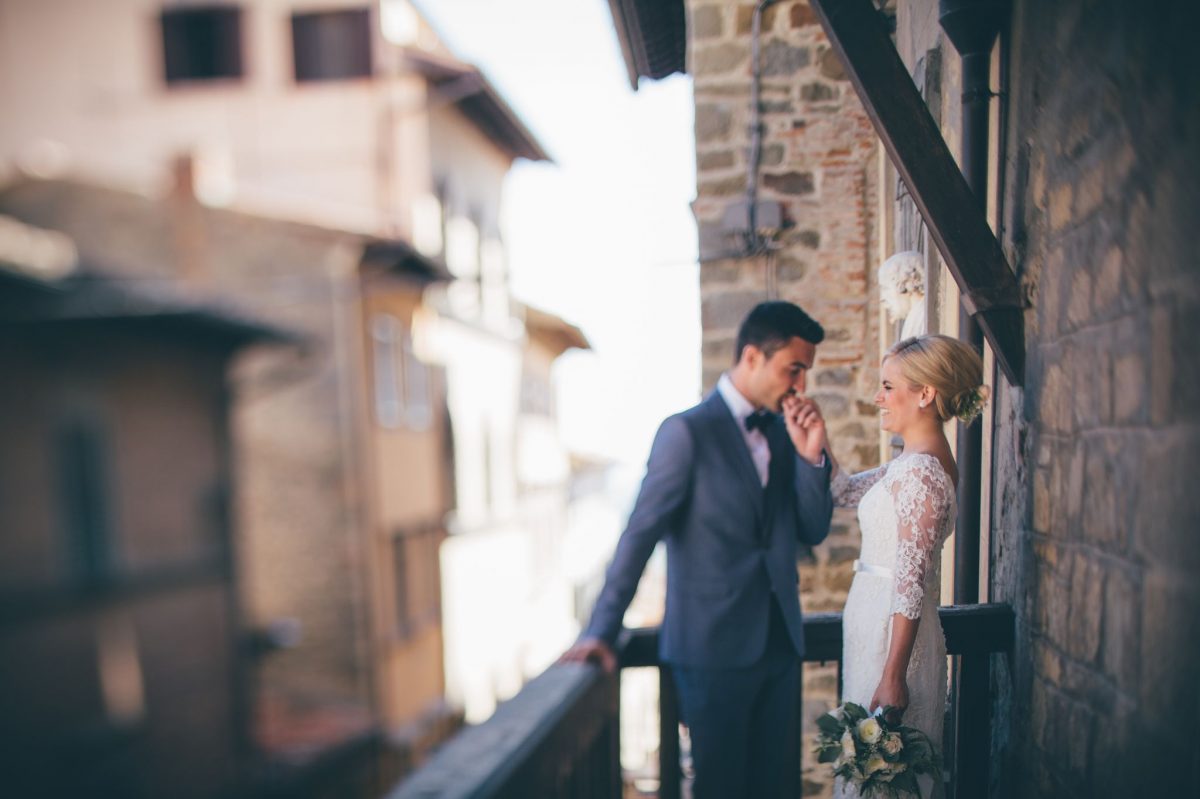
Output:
878,250,927,339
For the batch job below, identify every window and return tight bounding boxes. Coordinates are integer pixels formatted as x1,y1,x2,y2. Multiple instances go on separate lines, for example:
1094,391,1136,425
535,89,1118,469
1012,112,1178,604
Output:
372,314,432,430
56,418,115,585
292,9,372,82
160,6,244,85
392,526,443,639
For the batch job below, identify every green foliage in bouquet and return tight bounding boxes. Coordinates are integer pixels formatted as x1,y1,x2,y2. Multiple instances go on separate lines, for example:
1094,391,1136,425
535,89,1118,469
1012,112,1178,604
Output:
814,702,943,798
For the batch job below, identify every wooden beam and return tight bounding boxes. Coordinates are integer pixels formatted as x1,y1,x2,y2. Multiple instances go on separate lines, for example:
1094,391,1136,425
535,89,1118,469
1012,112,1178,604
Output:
810,0,1026,385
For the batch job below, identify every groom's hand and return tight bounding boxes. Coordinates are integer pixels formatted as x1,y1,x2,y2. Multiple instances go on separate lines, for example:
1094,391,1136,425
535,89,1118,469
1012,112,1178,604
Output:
559,637,617,674
783,394,827,465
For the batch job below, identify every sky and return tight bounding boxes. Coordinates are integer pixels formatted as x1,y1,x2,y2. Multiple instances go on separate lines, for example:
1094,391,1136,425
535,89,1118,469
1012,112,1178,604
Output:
413,0,702,466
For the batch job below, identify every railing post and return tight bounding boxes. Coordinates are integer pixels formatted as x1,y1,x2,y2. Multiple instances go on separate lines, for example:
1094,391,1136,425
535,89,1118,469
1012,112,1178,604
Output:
793,661,804,799
659,666,682,799
952,652,991,799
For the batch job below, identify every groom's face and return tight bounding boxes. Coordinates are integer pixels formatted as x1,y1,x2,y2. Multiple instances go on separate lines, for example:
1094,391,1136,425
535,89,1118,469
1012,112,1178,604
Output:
749,336,817,412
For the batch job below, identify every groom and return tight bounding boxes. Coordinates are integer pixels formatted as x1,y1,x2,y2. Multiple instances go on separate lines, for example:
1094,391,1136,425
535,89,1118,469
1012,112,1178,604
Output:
561,300,833,799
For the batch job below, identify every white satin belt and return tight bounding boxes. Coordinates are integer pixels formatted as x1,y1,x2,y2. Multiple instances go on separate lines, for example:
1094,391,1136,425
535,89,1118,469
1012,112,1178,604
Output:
852,559,894,579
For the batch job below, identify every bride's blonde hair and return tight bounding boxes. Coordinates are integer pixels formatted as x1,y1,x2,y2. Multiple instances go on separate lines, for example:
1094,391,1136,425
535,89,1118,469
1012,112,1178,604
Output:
884,334,990,424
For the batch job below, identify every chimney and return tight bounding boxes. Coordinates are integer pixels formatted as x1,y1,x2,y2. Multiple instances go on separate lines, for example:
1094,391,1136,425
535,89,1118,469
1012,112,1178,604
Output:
170,153,209,290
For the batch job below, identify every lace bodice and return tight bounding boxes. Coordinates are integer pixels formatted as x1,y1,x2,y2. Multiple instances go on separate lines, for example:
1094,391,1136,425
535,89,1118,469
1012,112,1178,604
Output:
831,453,956,619
831,453,955,799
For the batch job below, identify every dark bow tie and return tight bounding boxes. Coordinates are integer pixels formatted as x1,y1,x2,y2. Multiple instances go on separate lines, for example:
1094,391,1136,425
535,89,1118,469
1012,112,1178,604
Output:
744,410,773,433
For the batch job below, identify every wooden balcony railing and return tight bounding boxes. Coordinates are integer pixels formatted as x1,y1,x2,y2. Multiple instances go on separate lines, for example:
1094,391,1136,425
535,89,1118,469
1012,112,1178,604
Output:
389,603,1013,799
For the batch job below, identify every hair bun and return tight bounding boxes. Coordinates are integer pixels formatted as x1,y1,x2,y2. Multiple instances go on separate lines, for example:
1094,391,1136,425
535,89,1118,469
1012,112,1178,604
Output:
954,384,991,424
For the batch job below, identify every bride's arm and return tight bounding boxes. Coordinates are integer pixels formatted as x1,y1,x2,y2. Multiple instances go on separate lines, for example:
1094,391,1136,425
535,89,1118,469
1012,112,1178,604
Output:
869,461,954,718
829,453,888,508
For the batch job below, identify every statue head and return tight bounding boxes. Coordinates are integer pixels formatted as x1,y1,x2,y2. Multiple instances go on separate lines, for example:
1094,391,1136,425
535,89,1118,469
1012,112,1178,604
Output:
878,251,926,322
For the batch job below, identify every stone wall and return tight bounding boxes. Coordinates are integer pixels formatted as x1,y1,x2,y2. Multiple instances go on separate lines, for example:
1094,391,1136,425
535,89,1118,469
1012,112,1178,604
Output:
687,3,881,795
988,1,1200,795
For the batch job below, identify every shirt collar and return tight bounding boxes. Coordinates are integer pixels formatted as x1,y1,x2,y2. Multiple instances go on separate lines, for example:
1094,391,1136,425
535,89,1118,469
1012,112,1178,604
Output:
717,373,757,423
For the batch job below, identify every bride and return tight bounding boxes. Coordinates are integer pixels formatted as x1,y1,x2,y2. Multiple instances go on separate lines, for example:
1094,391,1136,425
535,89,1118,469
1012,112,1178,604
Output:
824,335,989,799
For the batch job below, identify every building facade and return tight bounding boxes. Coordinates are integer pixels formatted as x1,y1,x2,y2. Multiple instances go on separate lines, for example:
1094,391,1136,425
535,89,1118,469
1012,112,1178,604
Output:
611,0,1200,796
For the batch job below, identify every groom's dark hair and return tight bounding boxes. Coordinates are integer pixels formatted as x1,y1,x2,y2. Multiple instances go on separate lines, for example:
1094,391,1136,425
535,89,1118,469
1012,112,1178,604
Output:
734,301,825,364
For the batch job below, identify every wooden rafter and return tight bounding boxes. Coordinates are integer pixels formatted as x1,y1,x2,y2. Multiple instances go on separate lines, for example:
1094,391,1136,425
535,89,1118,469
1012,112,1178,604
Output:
811,0,1025,384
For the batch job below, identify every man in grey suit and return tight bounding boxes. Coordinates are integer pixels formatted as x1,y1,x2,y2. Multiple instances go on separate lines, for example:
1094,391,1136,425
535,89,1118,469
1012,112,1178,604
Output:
561,301,833,799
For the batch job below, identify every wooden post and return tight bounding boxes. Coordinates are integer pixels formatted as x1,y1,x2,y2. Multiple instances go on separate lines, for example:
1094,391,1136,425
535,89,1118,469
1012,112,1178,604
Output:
953,652,991,799
659,666,682,799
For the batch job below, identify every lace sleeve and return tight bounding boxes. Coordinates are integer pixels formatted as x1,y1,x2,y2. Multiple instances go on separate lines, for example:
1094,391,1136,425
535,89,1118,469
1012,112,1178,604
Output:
888,457,955,620
830,464,887,508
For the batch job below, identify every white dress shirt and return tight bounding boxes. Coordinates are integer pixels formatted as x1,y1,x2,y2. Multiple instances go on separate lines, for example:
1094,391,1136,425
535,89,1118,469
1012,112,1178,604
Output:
717,373,771,486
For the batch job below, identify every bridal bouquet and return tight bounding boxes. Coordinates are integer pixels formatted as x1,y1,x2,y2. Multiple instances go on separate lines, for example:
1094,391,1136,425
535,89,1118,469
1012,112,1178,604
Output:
814,702,942,798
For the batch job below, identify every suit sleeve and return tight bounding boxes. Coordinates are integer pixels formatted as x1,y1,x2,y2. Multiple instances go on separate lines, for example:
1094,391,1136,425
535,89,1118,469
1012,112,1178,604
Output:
792,453,833,546
583,414,694,646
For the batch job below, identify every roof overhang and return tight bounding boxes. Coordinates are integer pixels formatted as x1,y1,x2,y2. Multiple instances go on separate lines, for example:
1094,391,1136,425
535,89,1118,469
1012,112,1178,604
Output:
521,303,590,355
606,0,687,90
0,267,296,351
361,238,452,283
405,50,552,163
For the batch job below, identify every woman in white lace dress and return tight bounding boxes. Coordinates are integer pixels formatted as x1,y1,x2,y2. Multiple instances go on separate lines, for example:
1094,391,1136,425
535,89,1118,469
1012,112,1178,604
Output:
825,335,989,799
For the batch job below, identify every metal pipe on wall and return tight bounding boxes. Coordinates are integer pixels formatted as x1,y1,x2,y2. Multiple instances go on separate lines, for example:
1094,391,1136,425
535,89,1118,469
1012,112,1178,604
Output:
939,0,1006,606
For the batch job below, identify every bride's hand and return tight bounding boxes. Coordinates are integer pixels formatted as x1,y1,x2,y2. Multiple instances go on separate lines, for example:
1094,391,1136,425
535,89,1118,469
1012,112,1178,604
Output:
869,675,909,724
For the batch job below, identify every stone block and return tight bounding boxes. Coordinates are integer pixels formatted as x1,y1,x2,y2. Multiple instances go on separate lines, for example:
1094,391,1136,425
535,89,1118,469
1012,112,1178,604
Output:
818,46,846,80
761,142,785,166
698,174,751,196
735,4,780,35
1134,427,1200,571
794,229,820,249
1080,435,1122,549
1138,568,1200,721
759,99,795,114
700,257,748,285
1036,359,1069,434
826,545,858,566
801,82,836,102
791,4,817,28
834,422,865,439
1149,306,1172,425
690,4,724,39
1101,564,1140,689
1065,267,1092,330
1170,300,1200,423
701,289,763,330
1074,163,1106,219
1049,183,1074,232
1092,246,1123,318
810,392,849,418
760,39,811,77
762,170,815,195
701,336,735,363
1067,552,1104,663
693,42,750,76
775,254,808,282
1111,350,1146,424
697,149,736,171
1032,466,1051,534
816,366,853,387
695,104,734,143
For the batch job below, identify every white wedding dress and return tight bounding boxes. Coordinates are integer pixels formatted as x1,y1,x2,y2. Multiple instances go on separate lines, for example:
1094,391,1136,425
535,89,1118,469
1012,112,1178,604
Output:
830,453,956,799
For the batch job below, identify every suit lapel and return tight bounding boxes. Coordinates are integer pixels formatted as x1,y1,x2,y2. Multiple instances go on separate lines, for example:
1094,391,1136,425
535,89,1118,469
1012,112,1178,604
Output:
703,392,764,522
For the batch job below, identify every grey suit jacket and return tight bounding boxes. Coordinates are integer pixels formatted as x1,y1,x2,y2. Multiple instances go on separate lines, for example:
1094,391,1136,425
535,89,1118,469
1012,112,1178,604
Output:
584,391,833,668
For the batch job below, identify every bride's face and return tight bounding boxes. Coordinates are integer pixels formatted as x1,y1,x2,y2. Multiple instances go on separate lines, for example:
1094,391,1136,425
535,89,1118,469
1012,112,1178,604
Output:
875,358,928,434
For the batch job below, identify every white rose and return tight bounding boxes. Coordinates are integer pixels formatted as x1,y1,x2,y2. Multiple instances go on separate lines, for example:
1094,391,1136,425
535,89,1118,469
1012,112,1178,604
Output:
865,754,888,775
882,732,903,756
841,729,856,759
856,717,883,745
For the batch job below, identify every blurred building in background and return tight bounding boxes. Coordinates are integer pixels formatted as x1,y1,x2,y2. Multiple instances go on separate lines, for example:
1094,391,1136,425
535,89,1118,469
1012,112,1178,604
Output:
0,230,288,797
0,0,598,795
